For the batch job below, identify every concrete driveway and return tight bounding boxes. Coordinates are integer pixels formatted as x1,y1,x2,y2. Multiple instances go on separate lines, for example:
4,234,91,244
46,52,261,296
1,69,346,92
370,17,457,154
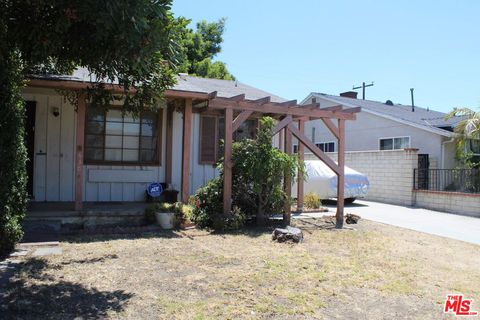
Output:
316,200,480,245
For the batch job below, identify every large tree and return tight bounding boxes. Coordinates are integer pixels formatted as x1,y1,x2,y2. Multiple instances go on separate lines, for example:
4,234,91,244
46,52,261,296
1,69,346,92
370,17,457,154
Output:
0,0,177,255
174,17,234,80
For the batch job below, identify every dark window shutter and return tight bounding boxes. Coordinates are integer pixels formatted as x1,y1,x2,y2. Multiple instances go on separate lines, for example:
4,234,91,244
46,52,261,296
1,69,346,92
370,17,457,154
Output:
200,116,217,163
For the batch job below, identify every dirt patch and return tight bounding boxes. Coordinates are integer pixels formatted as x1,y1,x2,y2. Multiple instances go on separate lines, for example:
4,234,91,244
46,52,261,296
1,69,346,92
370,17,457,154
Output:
1,219,479,319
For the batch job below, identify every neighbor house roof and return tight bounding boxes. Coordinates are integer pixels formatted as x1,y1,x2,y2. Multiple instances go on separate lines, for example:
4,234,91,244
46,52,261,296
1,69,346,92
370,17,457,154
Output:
29,68,287,103
302,92,464,137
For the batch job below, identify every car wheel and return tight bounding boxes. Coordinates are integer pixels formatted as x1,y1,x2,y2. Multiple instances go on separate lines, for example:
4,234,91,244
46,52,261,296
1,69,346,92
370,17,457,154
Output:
344,198,356,204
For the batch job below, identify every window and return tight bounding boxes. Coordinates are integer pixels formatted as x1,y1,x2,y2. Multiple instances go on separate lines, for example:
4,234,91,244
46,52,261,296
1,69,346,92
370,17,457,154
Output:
379,137,410,150
315,142,335,153
293,145,299,154
199,115,257,164
85,108,160,164
467,139,480,155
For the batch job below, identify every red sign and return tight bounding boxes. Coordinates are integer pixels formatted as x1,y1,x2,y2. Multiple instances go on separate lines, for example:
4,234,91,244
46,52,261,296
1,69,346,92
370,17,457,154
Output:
444,294,478,317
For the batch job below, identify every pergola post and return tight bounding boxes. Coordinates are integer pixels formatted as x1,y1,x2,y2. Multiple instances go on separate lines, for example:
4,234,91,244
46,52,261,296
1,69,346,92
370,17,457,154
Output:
297,120,305,212
181,98,192,203
74,93,86,211
223,108,233,214
336,119,346,228
283,127,293,225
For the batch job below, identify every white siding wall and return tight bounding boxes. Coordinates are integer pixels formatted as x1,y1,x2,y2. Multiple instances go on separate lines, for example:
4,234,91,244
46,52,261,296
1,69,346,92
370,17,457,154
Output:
23,89,76,202
303,97,449,168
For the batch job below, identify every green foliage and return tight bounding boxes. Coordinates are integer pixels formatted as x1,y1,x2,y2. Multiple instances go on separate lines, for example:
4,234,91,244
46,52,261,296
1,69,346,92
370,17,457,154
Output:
192,117,302,229
173,17,234,80
445,107,480,168
0,0,178,254
304,192,322,209
0,52,28,256
190,178,246,231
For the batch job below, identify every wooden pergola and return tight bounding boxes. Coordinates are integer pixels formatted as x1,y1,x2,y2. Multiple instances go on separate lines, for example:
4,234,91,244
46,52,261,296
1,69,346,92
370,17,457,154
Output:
195,92,360,229
26,79,360,228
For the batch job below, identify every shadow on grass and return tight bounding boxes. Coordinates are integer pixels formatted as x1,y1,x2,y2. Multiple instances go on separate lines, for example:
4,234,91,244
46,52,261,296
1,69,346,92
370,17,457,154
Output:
61,228,182,244
1,258,133,320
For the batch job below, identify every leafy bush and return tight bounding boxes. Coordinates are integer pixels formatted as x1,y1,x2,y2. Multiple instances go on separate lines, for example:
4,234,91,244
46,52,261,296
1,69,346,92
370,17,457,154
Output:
304,192,322,209
191,117,302,230
191,178,246,231
0,53,28,257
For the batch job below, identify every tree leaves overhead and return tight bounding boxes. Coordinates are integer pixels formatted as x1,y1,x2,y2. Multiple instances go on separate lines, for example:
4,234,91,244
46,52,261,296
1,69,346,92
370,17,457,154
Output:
174,17,234,80
2,0,177,113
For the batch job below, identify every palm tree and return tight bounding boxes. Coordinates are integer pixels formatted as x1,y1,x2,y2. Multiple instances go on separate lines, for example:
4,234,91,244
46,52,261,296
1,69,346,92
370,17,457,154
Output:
445,107,480,167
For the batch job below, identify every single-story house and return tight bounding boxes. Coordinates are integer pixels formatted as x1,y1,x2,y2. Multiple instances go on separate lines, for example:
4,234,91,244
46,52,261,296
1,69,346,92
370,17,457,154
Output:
23,70,359,225
299,91,470,170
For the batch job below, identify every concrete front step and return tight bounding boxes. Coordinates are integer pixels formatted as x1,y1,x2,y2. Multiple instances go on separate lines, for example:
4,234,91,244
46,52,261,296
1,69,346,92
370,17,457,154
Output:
23,203,149,241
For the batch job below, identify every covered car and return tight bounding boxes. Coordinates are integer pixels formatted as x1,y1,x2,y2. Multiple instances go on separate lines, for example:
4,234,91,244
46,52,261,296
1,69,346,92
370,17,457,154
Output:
293,160,369,203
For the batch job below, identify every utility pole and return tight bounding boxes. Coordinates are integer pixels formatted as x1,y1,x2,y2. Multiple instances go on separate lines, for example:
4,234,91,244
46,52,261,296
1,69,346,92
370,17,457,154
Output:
410,88,415,112
352,82,374,100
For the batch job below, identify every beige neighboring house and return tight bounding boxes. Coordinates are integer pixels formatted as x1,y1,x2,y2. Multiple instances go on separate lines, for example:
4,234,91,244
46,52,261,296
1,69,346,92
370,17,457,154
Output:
299,91,468,170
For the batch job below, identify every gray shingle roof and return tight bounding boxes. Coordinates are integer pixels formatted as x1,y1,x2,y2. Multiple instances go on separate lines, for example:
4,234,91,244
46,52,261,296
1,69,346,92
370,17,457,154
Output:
31,68,287,103
172,74,286,102
309,93,464,133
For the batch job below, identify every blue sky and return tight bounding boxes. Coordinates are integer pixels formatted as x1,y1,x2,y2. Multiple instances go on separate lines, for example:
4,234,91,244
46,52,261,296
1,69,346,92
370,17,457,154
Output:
172,0,480,113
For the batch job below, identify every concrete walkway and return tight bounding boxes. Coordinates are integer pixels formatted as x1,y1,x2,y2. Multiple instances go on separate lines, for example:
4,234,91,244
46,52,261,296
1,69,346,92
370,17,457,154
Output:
317,200,480,245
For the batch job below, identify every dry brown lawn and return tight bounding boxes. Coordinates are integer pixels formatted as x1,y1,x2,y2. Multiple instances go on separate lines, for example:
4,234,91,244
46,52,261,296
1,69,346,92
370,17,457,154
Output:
2,218,479,319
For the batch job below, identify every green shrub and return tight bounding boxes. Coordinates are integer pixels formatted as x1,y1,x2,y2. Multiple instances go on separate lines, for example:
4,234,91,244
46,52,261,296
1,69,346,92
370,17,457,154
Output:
0,53,28,257
191,178,246,231
304,192,321,209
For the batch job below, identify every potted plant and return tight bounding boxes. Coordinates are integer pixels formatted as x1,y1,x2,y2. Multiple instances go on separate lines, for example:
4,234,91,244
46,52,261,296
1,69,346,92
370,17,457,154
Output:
145,202,194,230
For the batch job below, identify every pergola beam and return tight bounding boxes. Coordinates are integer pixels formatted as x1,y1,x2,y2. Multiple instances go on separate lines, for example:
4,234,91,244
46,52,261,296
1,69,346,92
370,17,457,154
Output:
232,110,254,132
322,105,343,112
228,94,246,101
273,115,293,135
253,96,271,105
287,123,340,175
321,118,339,139
279,100,297,106
343,107,362,114
208,98,358,120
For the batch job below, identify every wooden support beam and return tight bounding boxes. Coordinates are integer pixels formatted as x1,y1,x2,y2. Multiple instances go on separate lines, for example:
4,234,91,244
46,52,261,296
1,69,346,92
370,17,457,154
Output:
181,99,193,203
208,99,357,120
343,107,362,114
228,94,246,101
279,128,284,152
302,102,320,109
279,100,297,106
321,118,339,139
74,93,86,211
283,127,293,225
336,119,346,229
223,108,233,214
297,120,305,212
165,104,174,184
322,105,343,112
208,91,218,99
287,123,340,175
253,96,271,105
273,115,293,135
232,110,254,132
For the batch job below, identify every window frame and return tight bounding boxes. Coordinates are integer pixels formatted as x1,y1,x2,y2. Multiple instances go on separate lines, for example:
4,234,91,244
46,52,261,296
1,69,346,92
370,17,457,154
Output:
84,106,163,166
378,136,410,151
314,141,336,153
198,114,258,165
